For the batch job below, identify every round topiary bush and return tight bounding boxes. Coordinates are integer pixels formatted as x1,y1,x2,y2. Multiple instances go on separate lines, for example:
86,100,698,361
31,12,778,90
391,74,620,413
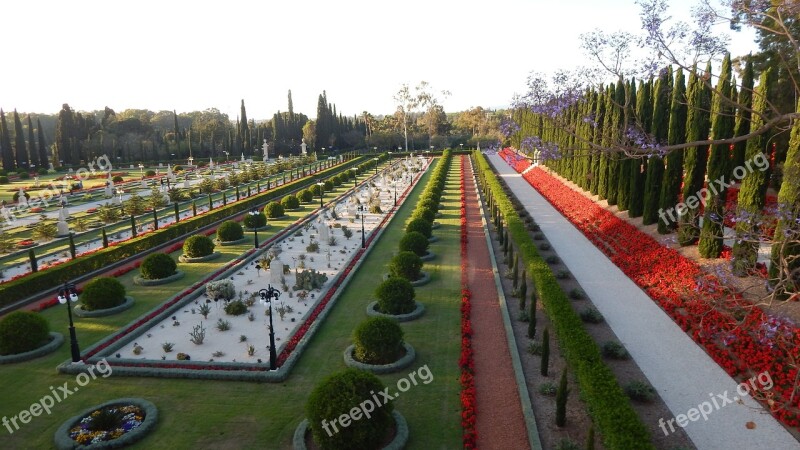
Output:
406,218,432,239
376,277,416,315
299,189,314,203
399,231,430,257
0,311,50,355
310,184,322,197
217,220,244,242
414,207,436,224
140,253,177,280
112,175,124,183
353,317,405,364
243,211,267,229
183,235,215,258
418,198,438,212
388,251,423,282
306,369,394,449
324,180,334,191
145,170,156,176
80,277,126,311
281,194,300,210
332,175,342,187
0,176,9,184
263,201,285,219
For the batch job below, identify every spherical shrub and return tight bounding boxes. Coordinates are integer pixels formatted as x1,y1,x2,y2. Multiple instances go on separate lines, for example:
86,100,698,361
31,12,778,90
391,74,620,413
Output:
418,197,438,212
217,220,244,242
224,300,248,316
80,277,126,311
299,189,314,203
140,253,177,280
413,207,436,224
281,194,300,210
324,180,334,191
376,277,416,315
263,201,285,219
310,184,322,197
306,369,394,449
0,311,50,355
183,235,215,258
243,211,266,229
399,231,429,257
389,251,423,281
332,175,342,186
0,176,8,184
145,169,156,176
406,217,432,238
353,317,405,364
112,175,124,183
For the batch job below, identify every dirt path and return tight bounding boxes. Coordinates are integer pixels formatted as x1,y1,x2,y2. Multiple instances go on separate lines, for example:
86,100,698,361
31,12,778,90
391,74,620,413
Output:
463,156,530,449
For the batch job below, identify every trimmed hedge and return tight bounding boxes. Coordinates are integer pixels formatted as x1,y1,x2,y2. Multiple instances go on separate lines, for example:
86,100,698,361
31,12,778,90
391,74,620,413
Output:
140,253,177,280
243,211,267,229
474,151,654,449
376,277,416,315
399,231,430,257
80,277,126,311
388,251,423,281
263,201,285,219
353,317,405,365
183,235,215,257
217,220,244,242
0,311,50,355
281,194,300,210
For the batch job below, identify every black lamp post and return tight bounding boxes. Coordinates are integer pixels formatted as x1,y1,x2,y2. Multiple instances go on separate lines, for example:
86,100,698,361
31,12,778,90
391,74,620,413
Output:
249,208,260,248
58,282,82,363
259,286,280,370
317,181,324,208
373,157,379,174
352,168,358,187
358,204,366,248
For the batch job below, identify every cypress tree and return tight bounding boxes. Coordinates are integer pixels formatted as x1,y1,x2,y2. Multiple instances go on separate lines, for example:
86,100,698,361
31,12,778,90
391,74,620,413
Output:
131,215,137,237
555,368,569,427
174,202,180,223
153,209,159,230
617,79,636,211
678,62,713,245
519,273,527,308
173,110,181,157
768,97,800,297
643,67,672,225
29,249,37,272
102,227,109,248
589,85,606,195
192,201,197,217
597,86,614,199
607,80,625,205
699,54,735,258
36,118,48,169
13,110,28,170
68,233,77,259
629,80,652,218
732,58,754,175
26,115,38,169
540,327,550,376
658,68,688,234
586,425,595,450
0,109,14,171
733,69,773,276
512,254,519,289
55,104,75,166
527,290,537,339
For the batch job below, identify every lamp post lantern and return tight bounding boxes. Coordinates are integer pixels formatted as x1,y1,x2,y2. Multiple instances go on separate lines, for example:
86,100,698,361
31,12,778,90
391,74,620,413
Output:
373,157,379,175
249,208,260,248
58,282,82,363
358,204,366,248
259,286,280,370
351,167,358,187
317,181,325,208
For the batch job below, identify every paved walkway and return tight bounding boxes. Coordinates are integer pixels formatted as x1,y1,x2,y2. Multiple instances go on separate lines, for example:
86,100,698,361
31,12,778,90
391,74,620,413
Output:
487,154,798,449
464,157,530,449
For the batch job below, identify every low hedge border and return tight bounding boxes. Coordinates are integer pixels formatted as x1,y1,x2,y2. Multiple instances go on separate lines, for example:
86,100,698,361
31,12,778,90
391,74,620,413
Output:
0,332,63,364
53,397,158,450
293,410,409,450
343,342,416,374
74,296,136,318
133,270,186,287
366,301,425,322
474,151,654,449
178,252,221,263
420,251,436,262
214,237,248,246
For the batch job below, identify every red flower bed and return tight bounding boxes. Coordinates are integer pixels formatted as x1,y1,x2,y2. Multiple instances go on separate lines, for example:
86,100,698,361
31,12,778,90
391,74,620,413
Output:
458,156,477,448
499,155,800,428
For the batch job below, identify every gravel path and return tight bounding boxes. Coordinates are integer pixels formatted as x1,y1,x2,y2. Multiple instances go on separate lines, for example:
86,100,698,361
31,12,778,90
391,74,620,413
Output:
464,156,531,449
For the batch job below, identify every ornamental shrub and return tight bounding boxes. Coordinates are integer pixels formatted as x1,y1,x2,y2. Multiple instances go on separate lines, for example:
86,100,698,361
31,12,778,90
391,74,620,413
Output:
145,170,156,176
0,311,50,355
324,180,334,191
112,175,124,183
0,176,8,184
332,175,342,186
399,231,429,257
353,316,404,364
183,235,215,257
281,194,300,210
375,277,416,315
310,184,322,196
140,253,177,280
217,220,244,242
418,198,438,212
243,211,266,229
406,217,432,238
299,188,314,203
224,300,248,316
413,207,436,224
388,251,423,281
306,368,394,450
263,201,285,219
81,277,126,311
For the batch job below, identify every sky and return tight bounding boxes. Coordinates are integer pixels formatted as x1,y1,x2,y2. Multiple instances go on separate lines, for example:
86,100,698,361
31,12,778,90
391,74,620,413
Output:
1,0,758,121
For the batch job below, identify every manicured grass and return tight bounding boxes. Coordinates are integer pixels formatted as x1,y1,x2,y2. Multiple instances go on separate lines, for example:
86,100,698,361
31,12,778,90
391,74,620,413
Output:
0,158,464,448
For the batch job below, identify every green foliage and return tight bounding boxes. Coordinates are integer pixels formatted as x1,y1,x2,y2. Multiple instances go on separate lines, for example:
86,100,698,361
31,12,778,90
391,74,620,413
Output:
263,201,285,218
217,220,244,242
80,277,126,311
0,311,49,355
299,188,314,203
625,380,656,403
243,212,266,229
140,253,177,280
32,222,57,242
369,203,382,214
580,307,604,324
413,207,436,224
388,251,423,281
399,231,429,257
658,68,687,234
537,382,557,396
97,204,121,223
306,369,394,450
353,317,404,364
224,300,248,316
528,290,537,339
556,369,569,427
375,277,416,315
216,318,231,331
406,217,432,239
601,341,630,360
293,269,328,291
183,235,215,257
281,194,300,210
586,425,595,450
518,274,527,309
541,327,550,377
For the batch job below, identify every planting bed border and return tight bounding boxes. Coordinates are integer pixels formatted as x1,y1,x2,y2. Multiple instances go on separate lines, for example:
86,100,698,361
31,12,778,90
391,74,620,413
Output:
178,252,221,263
343,342,416,374
74,296,136,318
292,410,409,450
214,237,248,246
0,332,63,364
366,300,425,322
53,397,158,450
133,270,185,287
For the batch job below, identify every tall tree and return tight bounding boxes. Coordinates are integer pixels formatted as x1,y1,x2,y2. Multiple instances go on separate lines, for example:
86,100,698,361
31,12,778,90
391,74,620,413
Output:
239,101,249,153
642,67,672,225
731,58,755,173
616,79,636,211
26,115,38,169
629,79,652,218
0,110,14,171
699,54,735,258
36,118,48,168
13,110,28,170
658,68,687,234
606,79,626,205
55,103,75,166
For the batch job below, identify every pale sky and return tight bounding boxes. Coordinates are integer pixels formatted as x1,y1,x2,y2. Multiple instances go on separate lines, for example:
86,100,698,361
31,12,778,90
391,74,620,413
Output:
1,0,758,120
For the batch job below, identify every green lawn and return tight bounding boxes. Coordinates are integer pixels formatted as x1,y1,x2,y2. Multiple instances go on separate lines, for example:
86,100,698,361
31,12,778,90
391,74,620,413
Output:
0,158,464,449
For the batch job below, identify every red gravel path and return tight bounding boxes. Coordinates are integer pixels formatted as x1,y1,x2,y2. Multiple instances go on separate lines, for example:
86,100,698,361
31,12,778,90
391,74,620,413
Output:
463,157,530,449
